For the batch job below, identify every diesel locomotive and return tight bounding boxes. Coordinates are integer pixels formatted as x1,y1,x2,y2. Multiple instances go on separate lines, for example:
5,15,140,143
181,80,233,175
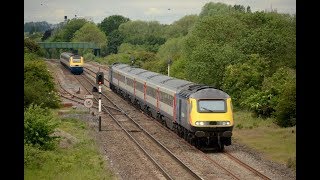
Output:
60,52,84,74
109,63,234,151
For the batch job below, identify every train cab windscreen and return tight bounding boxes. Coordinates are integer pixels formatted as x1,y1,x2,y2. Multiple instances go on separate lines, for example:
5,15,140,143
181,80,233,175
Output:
198,100,226,113
72,56,81,63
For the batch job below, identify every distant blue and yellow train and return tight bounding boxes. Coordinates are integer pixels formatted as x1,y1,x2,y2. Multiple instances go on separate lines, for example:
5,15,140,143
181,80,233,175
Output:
60,52,84,74
109,63,234,151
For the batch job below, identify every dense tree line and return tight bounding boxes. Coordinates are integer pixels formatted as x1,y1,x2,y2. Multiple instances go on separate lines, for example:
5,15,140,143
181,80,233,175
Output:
25,2,295,127
24,21,52,34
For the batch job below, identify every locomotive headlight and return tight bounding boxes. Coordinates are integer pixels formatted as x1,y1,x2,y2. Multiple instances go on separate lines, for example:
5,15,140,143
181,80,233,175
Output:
195,121,230,126
221,121,230,125
195,121,205,126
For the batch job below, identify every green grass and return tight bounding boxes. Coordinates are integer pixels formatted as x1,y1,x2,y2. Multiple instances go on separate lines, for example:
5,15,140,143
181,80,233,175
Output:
24,117,115,180
232,110,296,170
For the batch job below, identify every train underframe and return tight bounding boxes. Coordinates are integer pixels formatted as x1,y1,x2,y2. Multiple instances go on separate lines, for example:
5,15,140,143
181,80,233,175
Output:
110,83,232,152
70,67,83,75
60,61,83,75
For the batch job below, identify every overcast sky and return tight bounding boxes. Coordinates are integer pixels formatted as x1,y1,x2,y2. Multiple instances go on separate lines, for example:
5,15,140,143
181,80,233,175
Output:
24,0,296,25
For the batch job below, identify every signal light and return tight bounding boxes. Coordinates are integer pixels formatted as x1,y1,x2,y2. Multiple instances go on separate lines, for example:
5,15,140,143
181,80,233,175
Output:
96,72,104,85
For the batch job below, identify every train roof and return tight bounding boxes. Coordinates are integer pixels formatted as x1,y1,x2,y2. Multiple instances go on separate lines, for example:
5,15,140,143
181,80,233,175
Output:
111,63,230,98
61,52,74,56
111,63,196,91
179,84,230,99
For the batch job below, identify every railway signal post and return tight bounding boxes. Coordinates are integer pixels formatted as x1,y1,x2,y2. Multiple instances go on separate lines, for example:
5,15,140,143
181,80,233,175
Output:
96,72,104,131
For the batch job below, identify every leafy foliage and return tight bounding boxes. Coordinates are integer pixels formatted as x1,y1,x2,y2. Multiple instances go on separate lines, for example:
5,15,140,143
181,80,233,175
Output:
24,21,51,33
104,53,131,65
199,2,234,17
24,38,43,55
240,67,296,126
119,20,167,52
274,81,296,127
24,55,60,108
222,54,270,106
50,18,88,42
41,29,53,41
24,104,60,150
98,15,130,36
143,37,184,75
164,15,198,39
83,52,96,61
72,22,107,47
105,30,125,55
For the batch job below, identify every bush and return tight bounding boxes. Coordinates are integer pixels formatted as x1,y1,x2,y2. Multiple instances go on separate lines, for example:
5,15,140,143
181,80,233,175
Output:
240,90,275,118
24,59,61,108
274,81,296,127
24,38,41,54
24,104,60,150
83,52,95,61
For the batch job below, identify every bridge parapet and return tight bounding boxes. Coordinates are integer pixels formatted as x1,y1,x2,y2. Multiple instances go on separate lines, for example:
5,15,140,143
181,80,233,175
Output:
37,42,99,49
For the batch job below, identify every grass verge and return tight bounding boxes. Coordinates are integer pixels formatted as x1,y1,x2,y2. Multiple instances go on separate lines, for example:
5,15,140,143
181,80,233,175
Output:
232,110,296,171
24,111,115,179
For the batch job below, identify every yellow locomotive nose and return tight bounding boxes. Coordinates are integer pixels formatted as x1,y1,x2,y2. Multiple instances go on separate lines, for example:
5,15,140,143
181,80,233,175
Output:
189,98,234,127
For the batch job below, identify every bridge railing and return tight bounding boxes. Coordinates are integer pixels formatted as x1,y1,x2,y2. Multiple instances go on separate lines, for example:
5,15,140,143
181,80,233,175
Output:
37,42,99,49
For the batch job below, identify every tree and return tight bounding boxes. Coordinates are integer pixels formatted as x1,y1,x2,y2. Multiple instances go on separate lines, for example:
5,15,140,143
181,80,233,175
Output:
182,15,246,87
24,38,41,54
41,29,53,41
119,20,167,52
199,2,234,17
98,15,130,36
164,15,198,39
24,21,51,33
246,6,251,13
222,54,270,106
235,12,296,72
72,22,107,47
51,18,88,42
105,30,125,55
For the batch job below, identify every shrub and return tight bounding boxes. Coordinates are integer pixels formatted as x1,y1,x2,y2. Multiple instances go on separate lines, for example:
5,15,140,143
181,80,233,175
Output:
240,90,275,118
24,38,41,54
274,81,296,127
24,104,60,150
24,59,61,108
83,52,95,61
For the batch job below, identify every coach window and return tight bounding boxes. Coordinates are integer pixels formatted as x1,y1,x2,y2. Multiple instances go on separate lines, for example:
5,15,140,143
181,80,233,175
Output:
136,81,143,92
118,74,125,83
147,87,156,98
127,78,133,87
160,92,173,107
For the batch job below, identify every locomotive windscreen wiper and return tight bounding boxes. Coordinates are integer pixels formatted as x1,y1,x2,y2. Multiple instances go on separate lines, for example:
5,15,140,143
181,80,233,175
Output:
200,107,214,112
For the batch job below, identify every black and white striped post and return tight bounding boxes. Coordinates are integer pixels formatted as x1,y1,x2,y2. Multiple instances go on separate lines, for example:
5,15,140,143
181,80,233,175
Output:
98,82,102,131
96,71,104,131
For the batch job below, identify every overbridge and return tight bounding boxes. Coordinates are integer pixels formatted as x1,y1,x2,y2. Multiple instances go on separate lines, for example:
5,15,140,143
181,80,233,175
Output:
37,42,101,57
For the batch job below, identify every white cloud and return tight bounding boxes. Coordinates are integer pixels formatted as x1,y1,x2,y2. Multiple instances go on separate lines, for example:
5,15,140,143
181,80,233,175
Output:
144,7,162,15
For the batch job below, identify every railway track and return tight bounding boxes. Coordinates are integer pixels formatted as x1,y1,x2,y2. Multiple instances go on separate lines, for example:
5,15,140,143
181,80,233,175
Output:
80,63,273,180
74,70,204,179
47,59,274,179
